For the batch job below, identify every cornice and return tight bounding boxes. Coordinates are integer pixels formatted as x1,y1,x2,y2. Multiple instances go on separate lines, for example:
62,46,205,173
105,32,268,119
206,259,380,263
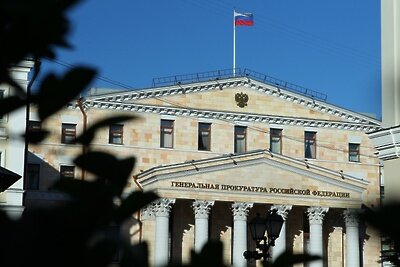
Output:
85,100,380,132
83,77,381,128
368,124,400,160
137,149,369,193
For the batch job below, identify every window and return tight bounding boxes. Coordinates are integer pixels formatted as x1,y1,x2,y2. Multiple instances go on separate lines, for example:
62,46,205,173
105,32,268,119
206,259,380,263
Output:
27,164,40,190
304,131,316,159
109,124,123,145
61,123,76,144
234,126,247,153
160,120,174,148
60,165,75,179
198,123,211,151
270,128,282,154
349,143,360,162
0,90,4,120
28,120,41,132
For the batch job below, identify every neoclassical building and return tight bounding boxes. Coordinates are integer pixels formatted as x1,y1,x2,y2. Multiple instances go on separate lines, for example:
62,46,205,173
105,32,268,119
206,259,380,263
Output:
25,69,382,266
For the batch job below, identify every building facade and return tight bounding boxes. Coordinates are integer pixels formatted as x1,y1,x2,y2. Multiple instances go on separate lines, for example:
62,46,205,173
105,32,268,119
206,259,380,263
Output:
26,71,382,266
368,0,400,203
0,59,35,219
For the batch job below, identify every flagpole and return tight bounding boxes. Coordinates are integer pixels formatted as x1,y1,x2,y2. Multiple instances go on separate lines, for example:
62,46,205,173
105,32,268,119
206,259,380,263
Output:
233,9,236,76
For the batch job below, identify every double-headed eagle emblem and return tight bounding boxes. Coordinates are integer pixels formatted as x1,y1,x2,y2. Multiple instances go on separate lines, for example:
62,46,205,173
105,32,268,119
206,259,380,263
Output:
235,92,249,108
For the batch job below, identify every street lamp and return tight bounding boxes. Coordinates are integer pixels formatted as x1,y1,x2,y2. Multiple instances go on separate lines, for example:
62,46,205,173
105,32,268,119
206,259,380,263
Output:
243,209,284,261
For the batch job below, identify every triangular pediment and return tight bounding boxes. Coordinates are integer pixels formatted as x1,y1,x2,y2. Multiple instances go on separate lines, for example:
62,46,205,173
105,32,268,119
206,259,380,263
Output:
136,150,369,209
84,76,380,132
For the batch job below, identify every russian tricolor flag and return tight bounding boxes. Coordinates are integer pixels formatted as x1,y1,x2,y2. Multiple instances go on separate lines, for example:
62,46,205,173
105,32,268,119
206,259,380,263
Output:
234,11,254,26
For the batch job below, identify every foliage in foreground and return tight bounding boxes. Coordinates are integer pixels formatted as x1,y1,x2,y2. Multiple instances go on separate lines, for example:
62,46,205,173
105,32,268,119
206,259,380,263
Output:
6,0,397,266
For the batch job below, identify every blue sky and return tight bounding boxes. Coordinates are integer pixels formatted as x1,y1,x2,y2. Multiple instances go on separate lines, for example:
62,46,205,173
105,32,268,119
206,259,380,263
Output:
39,0,381,119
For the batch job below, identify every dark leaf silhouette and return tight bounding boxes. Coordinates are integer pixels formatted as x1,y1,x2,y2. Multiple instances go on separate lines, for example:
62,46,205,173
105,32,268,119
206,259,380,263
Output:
120,242,150,267
264,251,321,267
0,96,27,117
36,67,96,121
51,178,108,200
189,241,226,267
22,129,50,144
73,152,135,195
0,0,79,78
86,233,119,266
114,191,158,223
75,115,137,145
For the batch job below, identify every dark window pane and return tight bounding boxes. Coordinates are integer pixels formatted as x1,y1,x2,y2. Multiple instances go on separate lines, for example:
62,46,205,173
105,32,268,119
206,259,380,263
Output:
234,126,246,153
349,143,360,162
60,165,75,179
305,131,316,159
160,120,174,148
61,123,76,144
198,123,211,151
27,164,40,190
109,124,123,145
270,129,282,154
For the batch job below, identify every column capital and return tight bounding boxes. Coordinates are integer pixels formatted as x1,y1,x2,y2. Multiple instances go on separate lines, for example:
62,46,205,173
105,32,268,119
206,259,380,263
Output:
192,200,214,219
232,202,253,221
270,205,292,220
307,206,329,224
343,209,359,227
153,198,175,217
141,205,155,220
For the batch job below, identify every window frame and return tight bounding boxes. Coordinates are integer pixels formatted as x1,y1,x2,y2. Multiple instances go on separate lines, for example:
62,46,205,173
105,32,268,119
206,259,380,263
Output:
61,123,77,144
234,125,247,153
0,149,4,167
0,89,5,121
28,120,42,132
109,124,124,145
60,165,75,179
304,131,317,159
348,143,360,162
270,128,282,154
198,122,211,151
160,119,174,148
27,163,40,190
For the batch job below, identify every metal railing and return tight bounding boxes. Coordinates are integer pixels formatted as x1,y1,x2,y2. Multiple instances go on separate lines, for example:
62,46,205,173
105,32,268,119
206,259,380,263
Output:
152,68,327,101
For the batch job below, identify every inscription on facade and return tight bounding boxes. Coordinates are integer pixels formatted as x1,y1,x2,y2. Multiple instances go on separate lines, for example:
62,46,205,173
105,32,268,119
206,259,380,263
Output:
170,181,350,198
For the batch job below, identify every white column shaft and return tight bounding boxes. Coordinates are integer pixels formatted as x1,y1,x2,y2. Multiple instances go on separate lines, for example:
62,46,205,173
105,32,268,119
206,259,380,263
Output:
307,207,328,267
233,219,247,267
195,217,208,252
272,221,286,261
346,225,360,267
155,215,169,267
309,223,323,257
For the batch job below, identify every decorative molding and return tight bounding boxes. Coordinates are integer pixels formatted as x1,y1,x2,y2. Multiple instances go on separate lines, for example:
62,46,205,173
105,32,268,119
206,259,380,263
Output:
141,205,155,220
270,205,292,220
307,206,329,224
368,125,400,160
138,149,368,193
232,202,253,221
192,200,214,219
152,198,175,217
343,209,359,227
83,77,380,129
85,100,380,132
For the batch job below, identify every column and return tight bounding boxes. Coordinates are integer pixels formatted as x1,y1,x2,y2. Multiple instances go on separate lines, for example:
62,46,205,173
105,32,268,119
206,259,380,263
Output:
270,205,292,262
232,202,253,267
343,209,360,267
307,206,329,267
153,198,175,267
192,200,214,252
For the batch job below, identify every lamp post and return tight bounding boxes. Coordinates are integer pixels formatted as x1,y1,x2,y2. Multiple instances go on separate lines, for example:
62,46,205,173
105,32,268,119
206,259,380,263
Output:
243,210,284,262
